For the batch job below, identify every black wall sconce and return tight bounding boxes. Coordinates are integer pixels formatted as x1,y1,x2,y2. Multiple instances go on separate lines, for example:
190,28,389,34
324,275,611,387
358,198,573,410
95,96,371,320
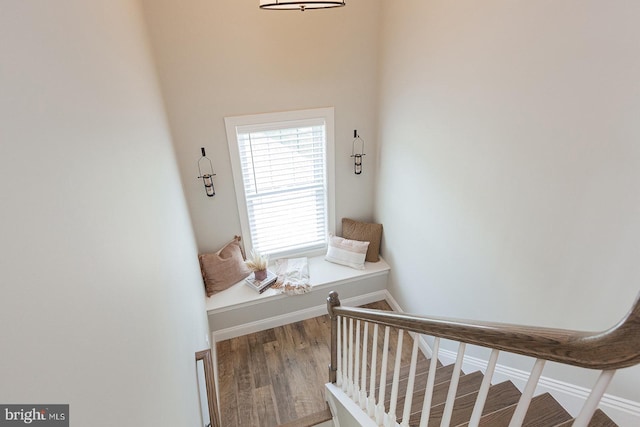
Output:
351,130,365,175
197,147,216,197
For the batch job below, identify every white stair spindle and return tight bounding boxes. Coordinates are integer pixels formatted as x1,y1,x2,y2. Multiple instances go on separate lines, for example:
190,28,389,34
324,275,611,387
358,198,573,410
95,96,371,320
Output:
336,316,342,387
376,326,391,425
360,321,369,409
419,337,441,427
440,342,466,427
400,335,420,427
572,370,616,427
342,317,348,391
468,349,500,427
368,323,379,417
354,320,361,398
385,329,404,427
508,358,546,427
348,318,354,397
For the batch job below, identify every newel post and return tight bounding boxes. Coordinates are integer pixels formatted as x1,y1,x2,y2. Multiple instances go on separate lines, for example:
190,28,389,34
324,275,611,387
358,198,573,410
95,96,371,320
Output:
327,291,341,383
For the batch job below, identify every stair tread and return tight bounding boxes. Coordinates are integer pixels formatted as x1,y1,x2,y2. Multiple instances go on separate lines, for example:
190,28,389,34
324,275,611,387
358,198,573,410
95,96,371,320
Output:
375,357,433,389
394,370,486,420
554,409,619,427
376,363,456,407
414,379,521,426
471,392,572,427
386,364,465,407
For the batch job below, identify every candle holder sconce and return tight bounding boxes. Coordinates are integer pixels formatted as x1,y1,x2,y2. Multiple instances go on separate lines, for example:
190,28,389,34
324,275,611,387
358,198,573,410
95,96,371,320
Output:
351,130,365,175
197,147,216,197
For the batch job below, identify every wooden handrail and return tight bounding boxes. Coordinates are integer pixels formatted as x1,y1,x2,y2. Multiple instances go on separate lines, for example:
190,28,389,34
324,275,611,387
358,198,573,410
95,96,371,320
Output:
327,291,640,371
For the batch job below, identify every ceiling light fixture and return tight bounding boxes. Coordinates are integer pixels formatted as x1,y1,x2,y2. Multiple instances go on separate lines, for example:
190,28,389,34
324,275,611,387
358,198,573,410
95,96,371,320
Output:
259,1,345,12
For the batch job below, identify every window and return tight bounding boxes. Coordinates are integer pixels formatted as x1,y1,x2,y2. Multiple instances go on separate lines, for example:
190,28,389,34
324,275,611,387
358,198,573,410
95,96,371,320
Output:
225,107,335,258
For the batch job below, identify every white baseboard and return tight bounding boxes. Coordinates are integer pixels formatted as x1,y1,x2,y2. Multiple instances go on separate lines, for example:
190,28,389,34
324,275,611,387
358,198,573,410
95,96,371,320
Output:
212,290,388,342
381,289,402,312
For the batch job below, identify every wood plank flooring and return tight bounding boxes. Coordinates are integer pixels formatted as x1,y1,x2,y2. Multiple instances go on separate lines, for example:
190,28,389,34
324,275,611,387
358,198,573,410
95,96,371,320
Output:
216,300,423,427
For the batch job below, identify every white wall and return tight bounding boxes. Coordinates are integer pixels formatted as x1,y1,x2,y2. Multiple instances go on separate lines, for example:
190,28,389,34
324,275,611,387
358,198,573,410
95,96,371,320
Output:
0,1,210,425
141,0,381,253
375,0,640,407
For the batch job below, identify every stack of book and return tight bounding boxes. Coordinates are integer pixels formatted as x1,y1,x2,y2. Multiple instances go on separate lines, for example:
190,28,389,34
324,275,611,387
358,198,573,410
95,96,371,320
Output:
244,270,277,293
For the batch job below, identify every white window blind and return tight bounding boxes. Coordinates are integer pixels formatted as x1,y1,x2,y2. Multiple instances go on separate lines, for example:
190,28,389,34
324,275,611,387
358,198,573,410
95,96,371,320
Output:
226,108,334,257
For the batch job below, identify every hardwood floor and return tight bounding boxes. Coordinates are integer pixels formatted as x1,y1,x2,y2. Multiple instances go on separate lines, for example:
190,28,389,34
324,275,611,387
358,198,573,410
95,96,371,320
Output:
216,300,423,427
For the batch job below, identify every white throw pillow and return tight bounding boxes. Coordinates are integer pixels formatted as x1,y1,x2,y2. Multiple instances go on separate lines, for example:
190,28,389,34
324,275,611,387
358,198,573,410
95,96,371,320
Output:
325,235,370,270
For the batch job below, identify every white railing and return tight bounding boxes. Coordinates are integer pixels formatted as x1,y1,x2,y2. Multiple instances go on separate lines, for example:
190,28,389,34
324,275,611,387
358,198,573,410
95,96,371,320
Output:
327,291,640,427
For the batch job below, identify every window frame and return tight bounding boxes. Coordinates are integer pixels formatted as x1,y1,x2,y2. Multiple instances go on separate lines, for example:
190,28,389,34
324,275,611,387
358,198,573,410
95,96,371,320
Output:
224,107,336,258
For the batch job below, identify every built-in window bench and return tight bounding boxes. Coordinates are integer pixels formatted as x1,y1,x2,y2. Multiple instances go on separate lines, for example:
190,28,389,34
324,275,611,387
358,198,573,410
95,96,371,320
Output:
206,255,390,342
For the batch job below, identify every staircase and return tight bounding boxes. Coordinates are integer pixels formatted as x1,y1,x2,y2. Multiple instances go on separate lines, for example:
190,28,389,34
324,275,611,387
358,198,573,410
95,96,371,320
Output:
347,355,618,426
325,291,640,427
